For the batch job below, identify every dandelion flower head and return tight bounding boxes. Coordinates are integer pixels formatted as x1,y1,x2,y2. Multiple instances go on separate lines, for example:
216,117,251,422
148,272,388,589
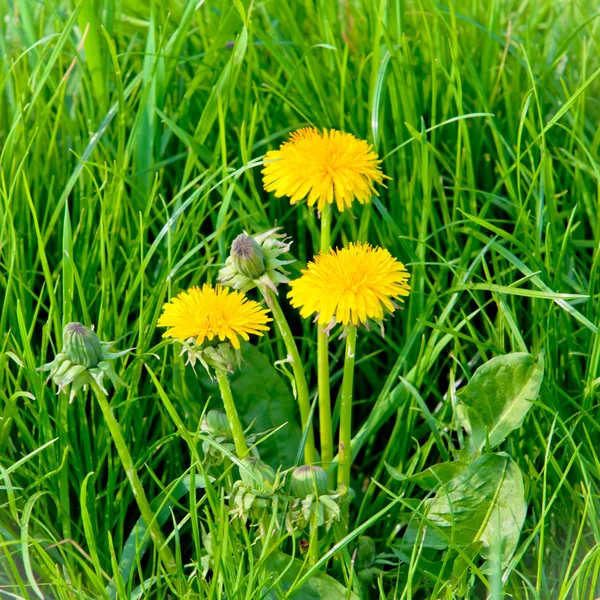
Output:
158,284,271,349
262,128,386,212
288,242,410,328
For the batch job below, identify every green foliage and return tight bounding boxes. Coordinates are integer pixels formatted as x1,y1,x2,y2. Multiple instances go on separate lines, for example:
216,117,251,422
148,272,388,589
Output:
264,553,360,599
231,345,303,469
392,352,539,589
2,0,600,597
402,454,526,566
457,352,545,451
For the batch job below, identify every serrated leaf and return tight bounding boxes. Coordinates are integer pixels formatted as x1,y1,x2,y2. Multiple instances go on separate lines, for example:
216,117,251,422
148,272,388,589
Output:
404,454,526,568
457,352,544,451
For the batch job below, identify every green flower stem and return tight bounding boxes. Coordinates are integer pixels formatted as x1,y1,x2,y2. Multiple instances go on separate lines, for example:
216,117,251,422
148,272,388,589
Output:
58,392,72,539
317,332,332,475
320,202,332,251
318,202,333,483
263,286,316,465
216,369,248,458
338,325,357,489
89,380,176,572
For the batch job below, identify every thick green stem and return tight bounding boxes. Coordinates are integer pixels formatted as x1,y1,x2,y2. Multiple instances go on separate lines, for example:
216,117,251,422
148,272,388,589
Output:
318,203,333,482
317,332,332,473
338,326,357,489
58,392,72,539
320,203,332,251
263,287,316,464
90,381,175,572
216,369,248,458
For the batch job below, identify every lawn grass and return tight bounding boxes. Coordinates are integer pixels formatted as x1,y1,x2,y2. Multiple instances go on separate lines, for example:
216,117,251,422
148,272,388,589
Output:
1,0,600,598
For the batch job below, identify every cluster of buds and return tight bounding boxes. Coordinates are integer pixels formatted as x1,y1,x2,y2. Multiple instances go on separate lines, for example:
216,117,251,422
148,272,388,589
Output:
286,465,346,534
218,229,294,295
200,410,258,466
230,457,284,525
38,323,132,400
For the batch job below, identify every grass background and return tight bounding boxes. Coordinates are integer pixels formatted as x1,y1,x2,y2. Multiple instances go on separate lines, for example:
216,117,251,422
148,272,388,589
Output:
1,0,600,597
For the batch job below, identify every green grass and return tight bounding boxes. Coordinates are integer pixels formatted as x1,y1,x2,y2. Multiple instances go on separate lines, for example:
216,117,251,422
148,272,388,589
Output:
2,0,600,597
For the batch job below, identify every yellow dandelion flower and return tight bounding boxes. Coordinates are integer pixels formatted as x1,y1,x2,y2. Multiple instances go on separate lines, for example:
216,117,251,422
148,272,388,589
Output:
262,128,386,212
288,242,410,327
158,284,271,350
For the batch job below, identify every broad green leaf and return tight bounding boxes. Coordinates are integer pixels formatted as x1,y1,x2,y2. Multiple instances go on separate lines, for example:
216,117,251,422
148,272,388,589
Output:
230,345,302,470
386,457,469,490
263,553,360,599
456,352,544,451
404,453,526,568
480,457,527,567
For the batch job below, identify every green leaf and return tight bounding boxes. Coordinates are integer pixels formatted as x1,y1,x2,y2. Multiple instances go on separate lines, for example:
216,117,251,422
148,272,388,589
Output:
156,107,213,166
456,352,544,451
230,345,302,470
62,202,73,327
479,457,527,568
263,553,360,599
386,458,469,491
194,26,248,146
404,453,527,568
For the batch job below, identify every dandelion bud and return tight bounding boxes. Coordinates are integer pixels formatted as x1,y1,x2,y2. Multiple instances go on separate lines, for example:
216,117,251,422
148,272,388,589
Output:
203,410,232,439
290,465,329,497
232,233,266,279
240,457,276,493
218,228,294,294
38,322,132,401
64,322,103,368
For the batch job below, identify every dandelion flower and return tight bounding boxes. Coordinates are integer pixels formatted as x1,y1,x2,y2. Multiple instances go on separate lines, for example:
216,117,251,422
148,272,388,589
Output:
288,242,410,328
158,284,271,350
262,128,386,212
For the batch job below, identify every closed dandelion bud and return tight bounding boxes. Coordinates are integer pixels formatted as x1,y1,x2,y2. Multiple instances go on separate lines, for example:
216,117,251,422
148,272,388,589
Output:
291,465,329,497
355,536,376,571
218,228,294,293
39,321,132,401
203,410,232,439
240,457,276,492
63,323,103,368
232,233,266,279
